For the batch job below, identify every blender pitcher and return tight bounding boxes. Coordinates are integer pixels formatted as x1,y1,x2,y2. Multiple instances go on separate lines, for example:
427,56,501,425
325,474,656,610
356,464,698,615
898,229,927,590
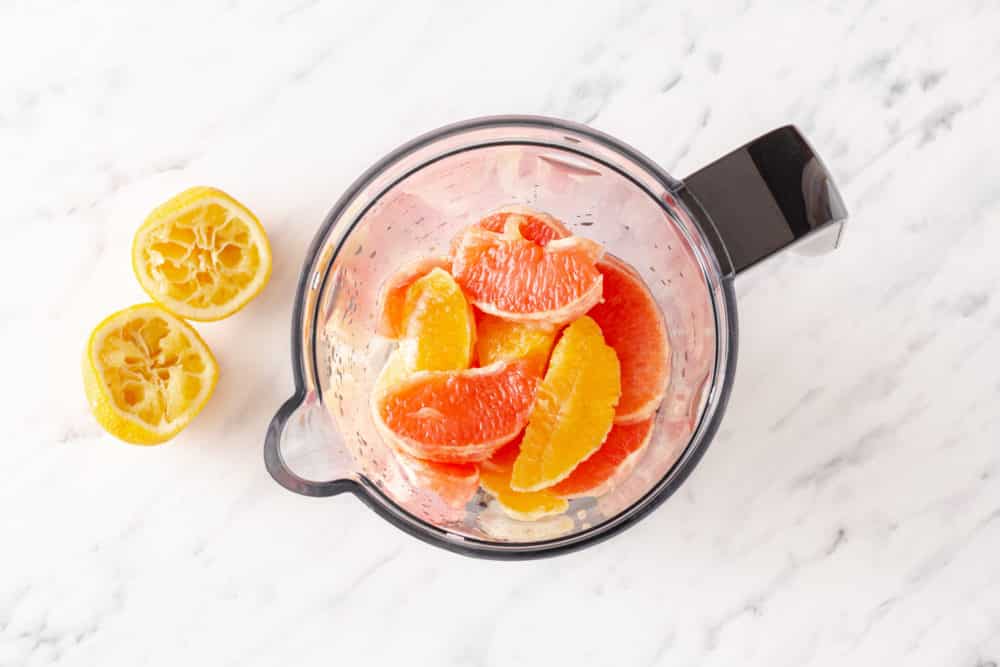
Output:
264,116,846,559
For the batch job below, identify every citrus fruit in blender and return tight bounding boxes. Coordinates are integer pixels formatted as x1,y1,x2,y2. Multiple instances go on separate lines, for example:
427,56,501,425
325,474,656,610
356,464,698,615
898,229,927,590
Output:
83,304,218,445
588,254,671,423
451,221,604,327
395,452,480,509
475,312,557,376
398,267,475,372
370,351,479,506
132,186,272,321
510,316,621,492
376,256,451,338
479,438,568,520
549,417,654,498
374,359,538,463
372,348,408,399
475,206,570,245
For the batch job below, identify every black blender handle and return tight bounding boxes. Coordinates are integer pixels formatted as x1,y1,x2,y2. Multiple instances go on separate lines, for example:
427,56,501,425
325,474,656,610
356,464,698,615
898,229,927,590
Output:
679,125,847,275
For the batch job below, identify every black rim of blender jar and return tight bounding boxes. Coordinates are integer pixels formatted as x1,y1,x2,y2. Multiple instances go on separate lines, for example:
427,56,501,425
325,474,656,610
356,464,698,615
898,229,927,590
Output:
266,115,739,559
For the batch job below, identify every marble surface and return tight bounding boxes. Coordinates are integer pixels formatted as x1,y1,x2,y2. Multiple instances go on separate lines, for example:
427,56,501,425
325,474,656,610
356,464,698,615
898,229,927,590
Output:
3,0,1000,664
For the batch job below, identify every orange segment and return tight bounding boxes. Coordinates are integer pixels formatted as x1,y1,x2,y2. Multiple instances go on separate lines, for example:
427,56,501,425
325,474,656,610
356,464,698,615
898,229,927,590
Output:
480,439,568,520
451,224,604,327
375,256,451,338
374,359,538,463
510,316,621,492
588,255,671,423
550,418,654,498
399,268,474,372
475,312,556,376
476,206,570,245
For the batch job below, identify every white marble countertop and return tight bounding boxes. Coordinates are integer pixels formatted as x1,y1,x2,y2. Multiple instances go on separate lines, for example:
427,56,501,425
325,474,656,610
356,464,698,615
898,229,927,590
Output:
4,1,1000,665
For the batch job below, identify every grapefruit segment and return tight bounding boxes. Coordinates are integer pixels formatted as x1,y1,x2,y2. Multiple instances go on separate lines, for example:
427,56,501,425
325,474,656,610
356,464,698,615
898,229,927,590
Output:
588,254,671,423
550,418,654,498
476,206,570,245
396,452,480,509
475,312,556,376
480,438,569,520
510,316,621,492
451,224,603,327
374,359,538,463
376,256,451,338
399,268,474,372
371,351,479,508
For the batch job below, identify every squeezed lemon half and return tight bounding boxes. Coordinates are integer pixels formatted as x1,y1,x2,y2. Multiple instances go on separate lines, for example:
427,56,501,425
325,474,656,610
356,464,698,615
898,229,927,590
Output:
83,304,218,445
132,186,272,321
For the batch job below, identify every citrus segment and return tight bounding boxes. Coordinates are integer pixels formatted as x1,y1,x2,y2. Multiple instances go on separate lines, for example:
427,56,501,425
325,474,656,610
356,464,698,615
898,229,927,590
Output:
451,224,604,326
588,255,671,423
395,451,480,509
476,206,570,245
376,256,451,338
83,304,218,445
480,438,569,520
132,187,272,321
475,313,556,376
550,418,654,498
399,268,474,372
372,351,481,507
510,316,621,492
487,438,522,468
374,359,537,463
372,349,409,399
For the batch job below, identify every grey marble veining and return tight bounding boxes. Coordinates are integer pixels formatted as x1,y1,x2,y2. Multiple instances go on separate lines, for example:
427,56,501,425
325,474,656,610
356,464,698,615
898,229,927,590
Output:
2,0,999,665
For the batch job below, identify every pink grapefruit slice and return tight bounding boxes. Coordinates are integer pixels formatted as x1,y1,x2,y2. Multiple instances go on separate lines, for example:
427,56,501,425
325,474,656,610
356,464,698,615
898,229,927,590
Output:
374,359,537,463
475,206,570,245
588,254,670,423
395,451,480,509
451,223,603,326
